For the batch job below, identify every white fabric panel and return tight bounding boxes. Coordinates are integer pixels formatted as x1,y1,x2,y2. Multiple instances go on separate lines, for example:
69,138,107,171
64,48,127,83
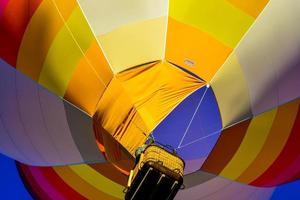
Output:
0,60,106,166
38,88,84,164
78,0,168,35
211,54,252,127
16,70,64,164
236,0,300,115
0,116,25,162
0,60,44,164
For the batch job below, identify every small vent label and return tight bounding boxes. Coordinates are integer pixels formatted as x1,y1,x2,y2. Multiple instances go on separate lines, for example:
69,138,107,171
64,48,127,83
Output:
184,59,195,66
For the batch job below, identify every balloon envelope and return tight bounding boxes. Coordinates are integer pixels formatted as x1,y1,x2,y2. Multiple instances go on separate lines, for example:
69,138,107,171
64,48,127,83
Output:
0,0,300,199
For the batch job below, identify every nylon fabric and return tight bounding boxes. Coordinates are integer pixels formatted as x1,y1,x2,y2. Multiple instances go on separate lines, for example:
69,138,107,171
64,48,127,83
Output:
94,61,204,155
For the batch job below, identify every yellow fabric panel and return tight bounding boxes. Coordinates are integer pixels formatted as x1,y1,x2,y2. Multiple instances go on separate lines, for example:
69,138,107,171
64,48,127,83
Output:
98,17,167,73
64,39,113,115
94,61,203,155
211,54,251,127
169,0,254,48
94,76,149,155
17,0,76,80
237,100,299,183
227,0,269,18
54,166,120,200
166,18,232,81
117,61,204,130
38,6,95,97
219,108,277,180
70,165,124,199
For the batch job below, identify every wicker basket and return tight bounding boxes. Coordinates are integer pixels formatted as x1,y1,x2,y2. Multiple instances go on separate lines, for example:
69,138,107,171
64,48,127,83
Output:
125,145,185,199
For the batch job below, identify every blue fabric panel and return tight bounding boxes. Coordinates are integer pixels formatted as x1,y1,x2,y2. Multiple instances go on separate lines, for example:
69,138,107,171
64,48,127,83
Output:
152,87,207,148
152,86,222,163
180,86,222,146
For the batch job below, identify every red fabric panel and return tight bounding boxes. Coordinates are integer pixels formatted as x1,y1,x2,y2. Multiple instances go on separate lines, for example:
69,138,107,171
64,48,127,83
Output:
0,0,10,17
0,0,42,66
40,167,87,200
17,163,52,200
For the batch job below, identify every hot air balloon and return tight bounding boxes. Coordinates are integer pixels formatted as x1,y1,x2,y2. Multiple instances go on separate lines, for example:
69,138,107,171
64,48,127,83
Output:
0,0,299,199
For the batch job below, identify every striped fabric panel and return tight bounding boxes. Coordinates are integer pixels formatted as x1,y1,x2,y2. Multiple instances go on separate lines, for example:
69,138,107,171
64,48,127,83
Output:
68,165,124,198
0,59,105,166
55,166,120,200
6,0,113,115
219,108,278,180
18,163,125,199
0,0,42,66
169,0,256,48
18,164,85,200
16,0,77,80
17,162,277,200
33,167,85,199
251,102,300,186
38,5,96,96
201,98,300,186
165,0,269,81
64,39,113,115
18,164,54,200
201,120,251,175
89,163,128,186
237,100,299,184
25,167,68,200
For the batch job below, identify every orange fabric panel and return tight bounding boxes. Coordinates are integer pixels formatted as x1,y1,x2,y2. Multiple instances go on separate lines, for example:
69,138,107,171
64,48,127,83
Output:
165,18,232,81
64,40,113,115
227,0,269,18
89,163,128,186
